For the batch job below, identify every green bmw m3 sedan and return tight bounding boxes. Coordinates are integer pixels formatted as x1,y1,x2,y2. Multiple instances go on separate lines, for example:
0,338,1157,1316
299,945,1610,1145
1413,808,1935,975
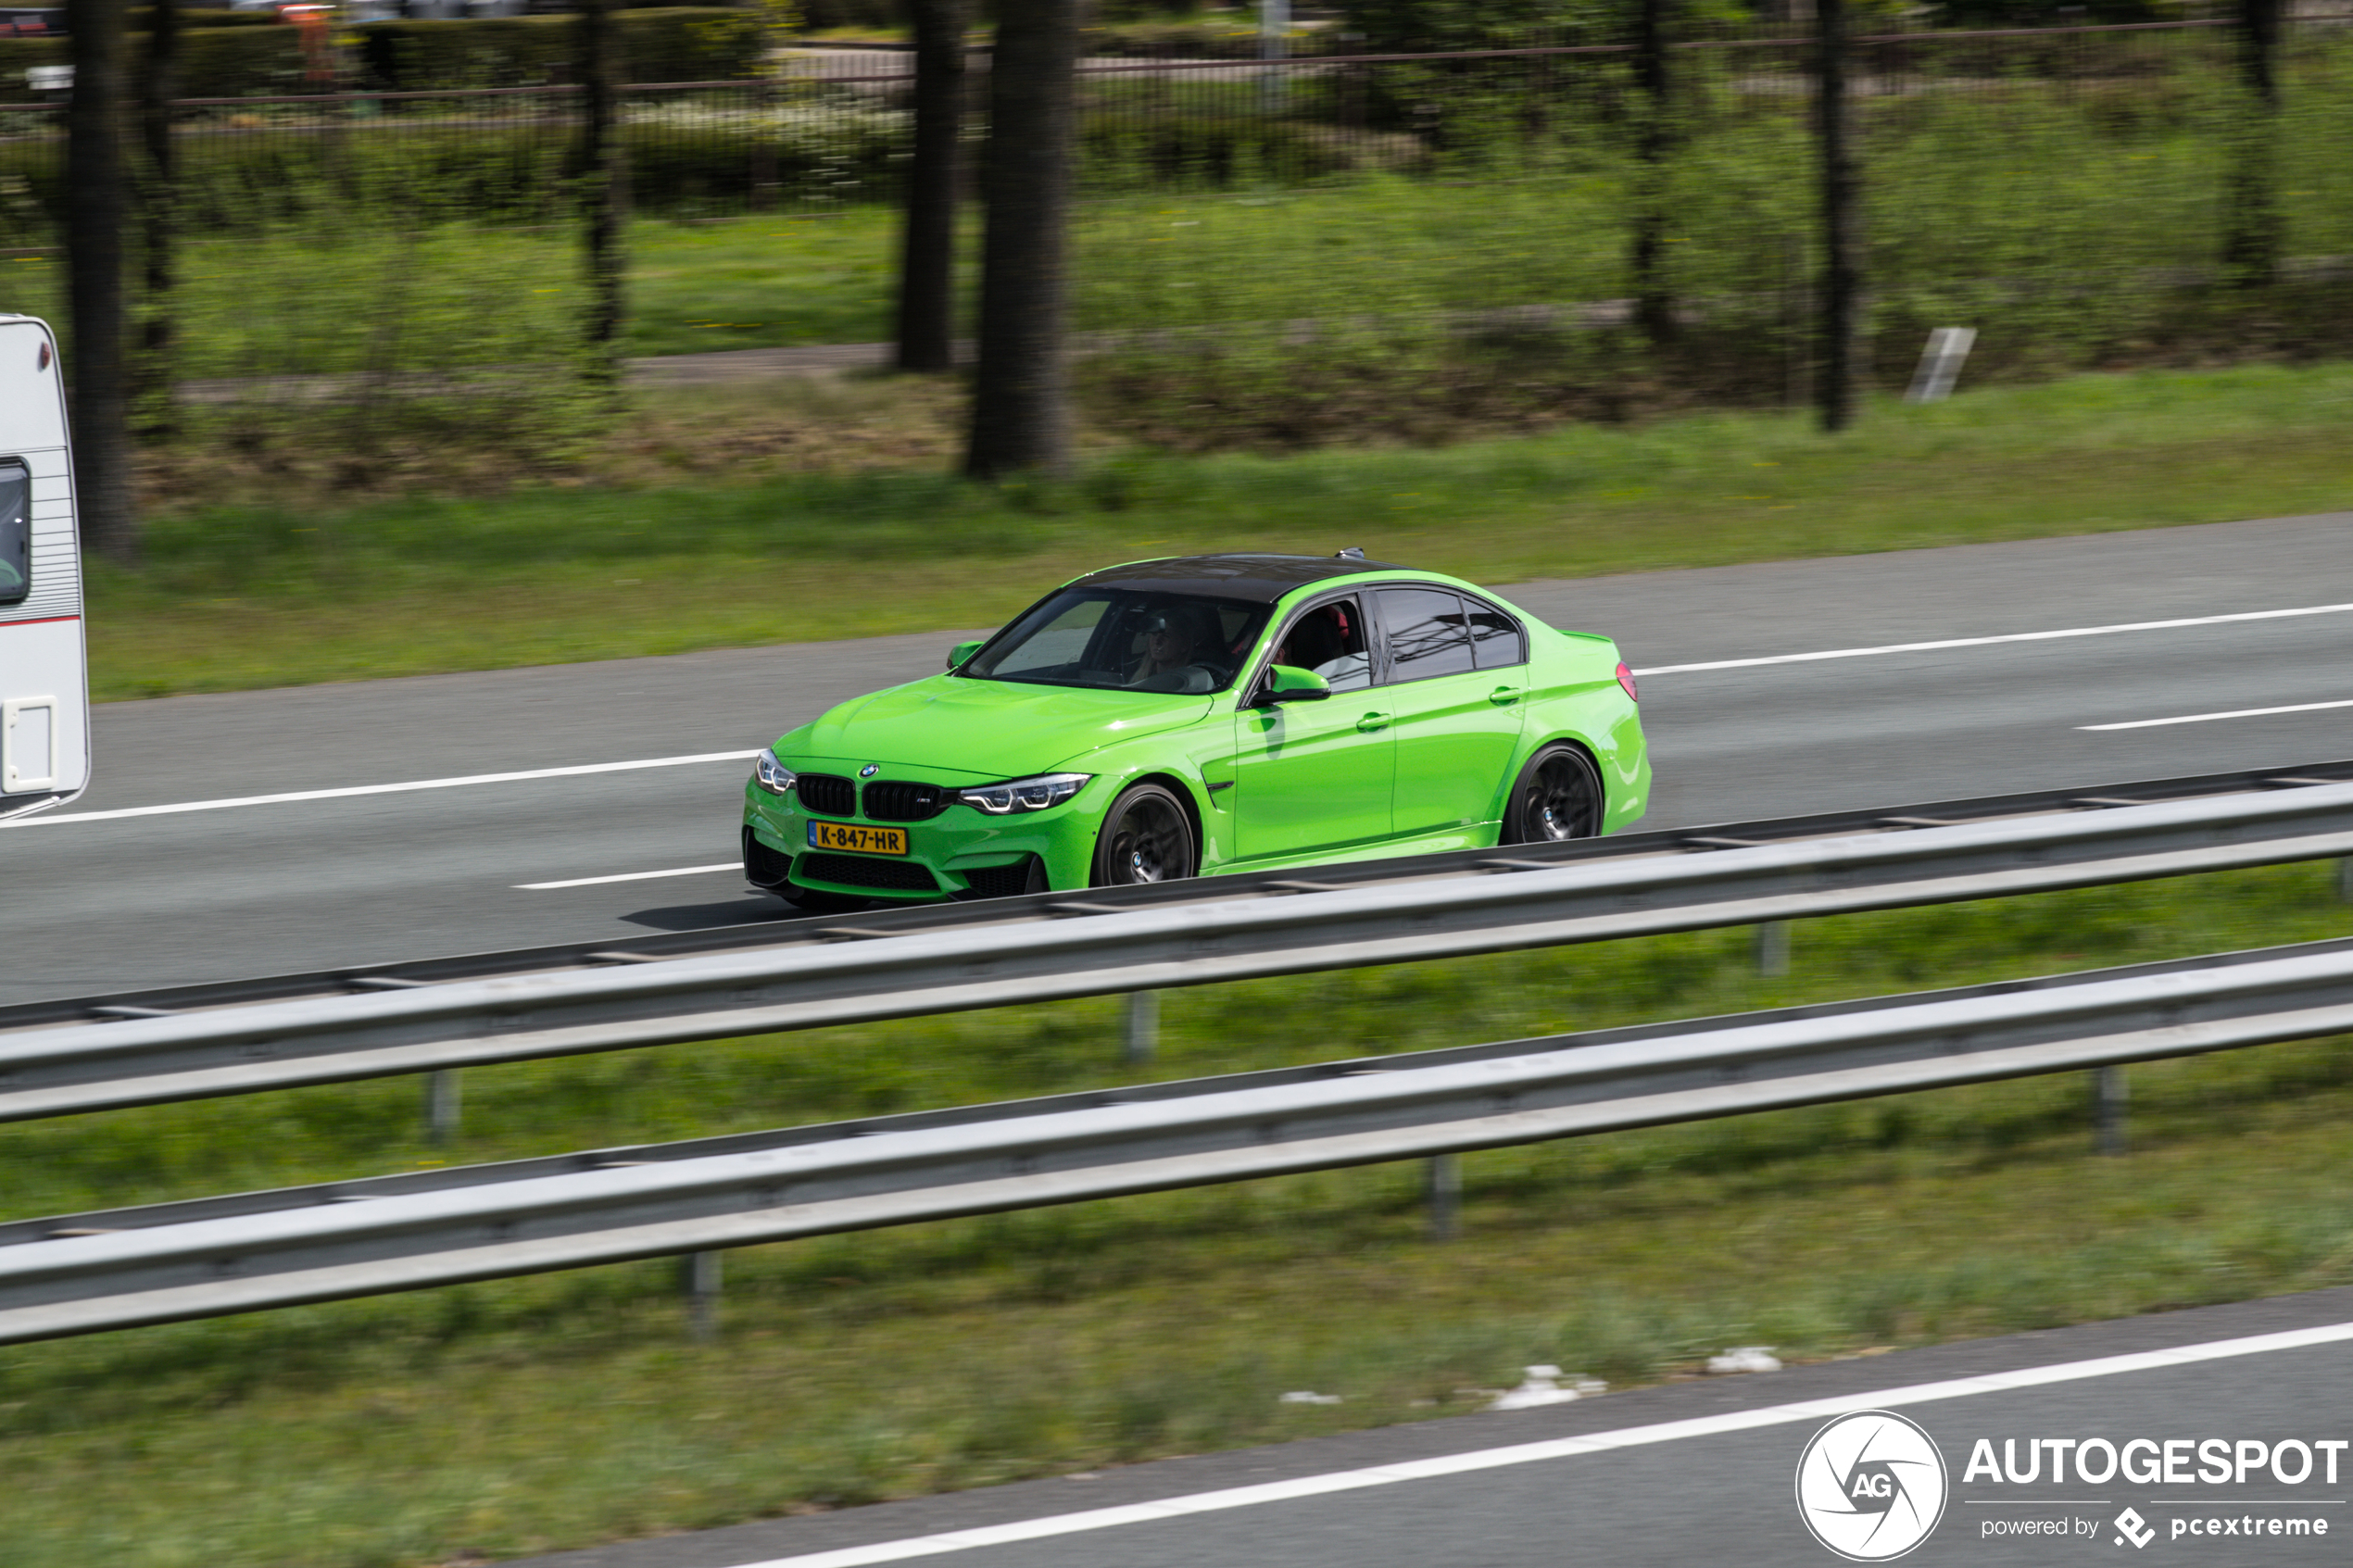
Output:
741,552,1649,906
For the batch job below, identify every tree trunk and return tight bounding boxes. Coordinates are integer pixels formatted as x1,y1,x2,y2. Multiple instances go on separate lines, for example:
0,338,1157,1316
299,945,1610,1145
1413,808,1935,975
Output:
2221,0,2284,288
137,0,177,440
963,0,1077,480
580,0,627,385
65,0,137,565
1815,0,1860,433
896,0,965,372
1629,0,1677,347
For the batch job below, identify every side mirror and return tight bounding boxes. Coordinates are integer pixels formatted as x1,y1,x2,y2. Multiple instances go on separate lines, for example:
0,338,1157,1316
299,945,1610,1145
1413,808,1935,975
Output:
947,639,985,671
1260,665,1331,704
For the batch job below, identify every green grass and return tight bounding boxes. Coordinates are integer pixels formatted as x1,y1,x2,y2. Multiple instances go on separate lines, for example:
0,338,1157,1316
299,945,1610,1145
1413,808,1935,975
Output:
5,864,2352,1567
94,358,2353,699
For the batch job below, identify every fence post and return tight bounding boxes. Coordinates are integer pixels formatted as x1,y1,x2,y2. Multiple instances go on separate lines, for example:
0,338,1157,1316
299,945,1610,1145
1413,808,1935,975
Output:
2094,1066,2128,1157
424,1069,461,1144
1259,0,1290,114
1755,921,1791,977
681,1250,722,1341
1125,989,1159,1067
1426,1153,1461,1240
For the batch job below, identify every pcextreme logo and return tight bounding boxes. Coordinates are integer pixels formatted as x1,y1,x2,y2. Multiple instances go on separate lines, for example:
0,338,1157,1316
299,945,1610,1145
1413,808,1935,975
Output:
1796,1410,1953,1562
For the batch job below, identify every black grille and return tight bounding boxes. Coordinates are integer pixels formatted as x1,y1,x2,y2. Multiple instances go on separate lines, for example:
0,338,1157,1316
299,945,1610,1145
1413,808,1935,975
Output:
960,857,1041,899
862,780,950,822
797,773,856,817
797,852,939,893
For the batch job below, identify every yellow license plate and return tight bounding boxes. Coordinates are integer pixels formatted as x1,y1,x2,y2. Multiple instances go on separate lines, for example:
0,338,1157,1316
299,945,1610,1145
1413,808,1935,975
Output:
807,821,909,857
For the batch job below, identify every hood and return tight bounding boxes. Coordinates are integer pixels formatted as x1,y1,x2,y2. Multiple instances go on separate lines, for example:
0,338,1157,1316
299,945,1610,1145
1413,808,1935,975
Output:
798,674,1215,776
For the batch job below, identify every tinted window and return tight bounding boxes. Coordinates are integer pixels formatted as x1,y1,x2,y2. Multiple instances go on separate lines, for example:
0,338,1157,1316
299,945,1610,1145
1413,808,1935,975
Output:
1466,599,1525,669
0,458,26,606
963,588,1271,695
1378,587,1475,681
1271,596,1371,693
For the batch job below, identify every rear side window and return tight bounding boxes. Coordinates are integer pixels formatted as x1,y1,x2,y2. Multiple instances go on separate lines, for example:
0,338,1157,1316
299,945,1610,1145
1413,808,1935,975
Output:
1466,598,1526,668
1378,587,1475,681
0,458,27,605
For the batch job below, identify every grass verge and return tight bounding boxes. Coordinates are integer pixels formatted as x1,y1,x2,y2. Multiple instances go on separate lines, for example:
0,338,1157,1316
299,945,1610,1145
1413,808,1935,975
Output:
4,862,2351,1567
95,358,2353,700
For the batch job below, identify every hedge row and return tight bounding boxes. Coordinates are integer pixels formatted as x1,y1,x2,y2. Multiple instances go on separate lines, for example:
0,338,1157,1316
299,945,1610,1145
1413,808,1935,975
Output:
0,10,761,100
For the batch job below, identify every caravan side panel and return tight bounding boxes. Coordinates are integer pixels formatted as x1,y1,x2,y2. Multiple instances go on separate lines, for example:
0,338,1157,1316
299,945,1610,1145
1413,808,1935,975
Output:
0,317,91,819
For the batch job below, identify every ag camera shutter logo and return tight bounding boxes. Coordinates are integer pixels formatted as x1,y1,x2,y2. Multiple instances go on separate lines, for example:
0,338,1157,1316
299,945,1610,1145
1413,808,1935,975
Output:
1795,1410,1950,1561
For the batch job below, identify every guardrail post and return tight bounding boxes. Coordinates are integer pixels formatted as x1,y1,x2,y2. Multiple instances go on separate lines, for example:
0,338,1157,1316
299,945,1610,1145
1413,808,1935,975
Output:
2094,1066,2128,1157
424,1070,461,1144
681,1250,722,1341
1426,1153,1460,1240
1125,990,1159,1067
2338,857,2352,903
1755,921,1791,977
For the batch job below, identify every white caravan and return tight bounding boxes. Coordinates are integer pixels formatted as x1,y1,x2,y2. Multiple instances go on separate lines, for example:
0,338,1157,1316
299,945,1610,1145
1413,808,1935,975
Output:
0,314,90,822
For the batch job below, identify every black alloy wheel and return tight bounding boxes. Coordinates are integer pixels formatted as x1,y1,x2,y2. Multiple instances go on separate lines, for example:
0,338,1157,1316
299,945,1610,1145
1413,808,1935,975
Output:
1092,783,1197,886
1502,744,1604,845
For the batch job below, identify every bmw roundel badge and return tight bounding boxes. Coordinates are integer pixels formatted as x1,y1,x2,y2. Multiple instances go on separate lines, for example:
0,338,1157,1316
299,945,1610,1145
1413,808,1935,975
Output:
859,764,879,778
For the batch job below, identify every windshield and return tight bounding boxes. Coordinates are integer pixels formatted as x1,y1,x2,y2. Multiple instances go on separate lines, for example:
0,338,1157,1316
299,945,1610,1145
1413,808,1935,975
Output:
962,589,1273,695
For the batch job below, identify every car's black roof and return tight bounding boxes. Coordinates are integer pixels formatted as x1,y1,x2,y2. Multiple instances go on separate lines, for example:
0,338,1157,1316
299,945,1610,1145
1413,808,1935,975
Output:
1070,553,1403,605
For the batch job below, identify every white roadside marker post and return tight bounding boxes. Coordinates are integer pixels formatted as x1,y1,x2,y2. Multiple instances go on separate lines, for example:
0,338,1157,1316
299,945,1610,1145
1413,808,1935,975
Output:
1905,326,1976,404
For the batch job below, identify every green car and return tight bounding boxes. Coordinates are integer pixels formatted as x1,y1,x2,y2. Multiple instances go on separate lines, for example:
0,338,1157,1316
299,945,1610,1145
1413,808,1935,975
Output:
741,552,1649,906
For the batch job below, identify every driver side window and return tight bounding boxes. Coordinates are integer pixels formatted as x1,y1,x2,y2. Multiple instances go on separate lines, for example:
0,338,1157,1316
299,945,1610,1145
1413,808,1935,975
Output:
1274,597,1370,692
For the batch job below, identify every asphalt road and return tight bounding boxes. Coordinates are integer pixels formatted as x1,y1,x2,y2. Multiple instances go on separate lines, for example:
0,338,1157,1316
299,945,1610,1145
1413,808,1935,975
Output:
4,509,2350,1005
509,1284,2353,1568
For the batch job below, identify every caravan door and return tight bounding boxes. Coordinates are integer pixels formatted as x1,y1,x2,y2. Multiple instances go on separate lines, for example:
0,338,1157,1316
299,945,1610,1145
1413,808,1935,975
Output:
0,315,90,821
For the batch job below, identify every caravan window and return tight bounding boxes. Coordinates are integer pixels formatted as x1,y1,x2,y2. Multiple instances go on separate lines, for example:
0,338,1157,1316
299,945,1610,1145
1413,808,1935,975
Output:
0,458,27,606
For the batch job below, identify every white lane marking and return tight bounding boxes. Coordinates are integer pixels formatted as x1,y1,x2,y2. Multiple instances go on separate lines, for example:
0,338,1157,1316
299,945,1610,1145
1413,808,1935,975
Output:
731,1317,2353,1568
8,751,761,827
517,861,740,891
1632,600,2353,678
2081,697,2353,733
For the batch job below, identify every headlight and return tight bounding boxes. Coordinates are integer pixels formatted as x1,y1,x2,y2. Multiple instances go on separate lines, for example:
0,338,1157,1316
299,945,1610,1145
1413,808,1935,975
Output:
956,772,1091,815
751,750,798,797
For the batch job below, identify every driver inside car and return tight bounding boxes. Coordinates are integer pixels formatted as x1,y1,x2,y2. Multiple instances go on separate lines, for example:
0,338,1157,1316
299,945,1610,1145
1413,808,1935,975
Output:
1126,607,1214,690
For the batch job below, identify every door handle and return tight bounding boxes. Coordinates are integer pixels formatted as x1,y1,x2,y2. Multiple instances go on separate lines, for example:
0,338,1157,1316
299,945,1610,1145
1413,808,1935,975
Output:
1355,711,1390,733
1488,686,1521,706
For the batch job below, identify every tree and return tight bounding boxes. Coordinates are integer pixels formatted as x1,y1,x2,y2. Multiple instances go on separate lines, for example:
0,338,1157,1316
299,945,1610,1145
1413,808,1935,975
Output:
2221,0,2283,288
896,0,967,372
1815,0,1861,433
963,0,1078,480
1628,0,1676,347
65,0,137,564
579,0,627,385
136,0,178,440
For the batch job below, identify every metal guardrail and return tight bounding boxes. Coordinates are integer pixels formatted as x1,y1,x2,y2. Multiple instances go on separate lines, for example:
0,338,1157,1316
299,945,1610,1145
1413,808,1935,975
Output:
5,764,2353,1124
12,757,2349,1033
6,934,2353,1346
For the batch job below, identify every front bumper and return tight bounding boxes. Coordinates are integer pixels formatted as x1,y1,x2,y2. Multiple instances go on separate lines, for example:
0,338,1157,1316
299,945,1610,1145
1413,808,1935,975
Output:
742,761,1104,901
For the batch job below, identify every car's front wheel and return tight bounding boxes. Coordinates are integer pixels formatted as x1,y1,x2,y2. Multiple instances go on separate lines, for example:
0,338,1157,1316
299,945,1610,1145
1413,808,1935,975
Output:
1500,743,1604,845
1092,783,1197,886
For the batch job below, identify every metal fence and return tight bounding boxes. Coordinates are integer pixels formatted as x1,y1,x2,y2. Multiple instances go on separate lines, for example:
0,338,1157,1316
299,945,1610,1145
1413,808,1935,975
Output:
2,16,2348,412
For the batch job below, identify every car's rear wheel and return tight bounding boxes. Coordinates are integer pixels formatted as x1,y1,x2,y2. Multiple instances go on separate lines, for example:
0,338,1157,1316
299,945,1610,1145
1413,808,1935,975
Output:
1092,784,1196,886
1501,744,1604,845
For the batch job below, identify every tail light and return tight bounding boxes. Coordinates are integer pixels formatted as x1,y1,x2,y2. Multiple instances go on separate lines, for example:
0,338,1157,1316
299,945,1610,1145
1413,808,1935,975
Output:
1616,662,1639,702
